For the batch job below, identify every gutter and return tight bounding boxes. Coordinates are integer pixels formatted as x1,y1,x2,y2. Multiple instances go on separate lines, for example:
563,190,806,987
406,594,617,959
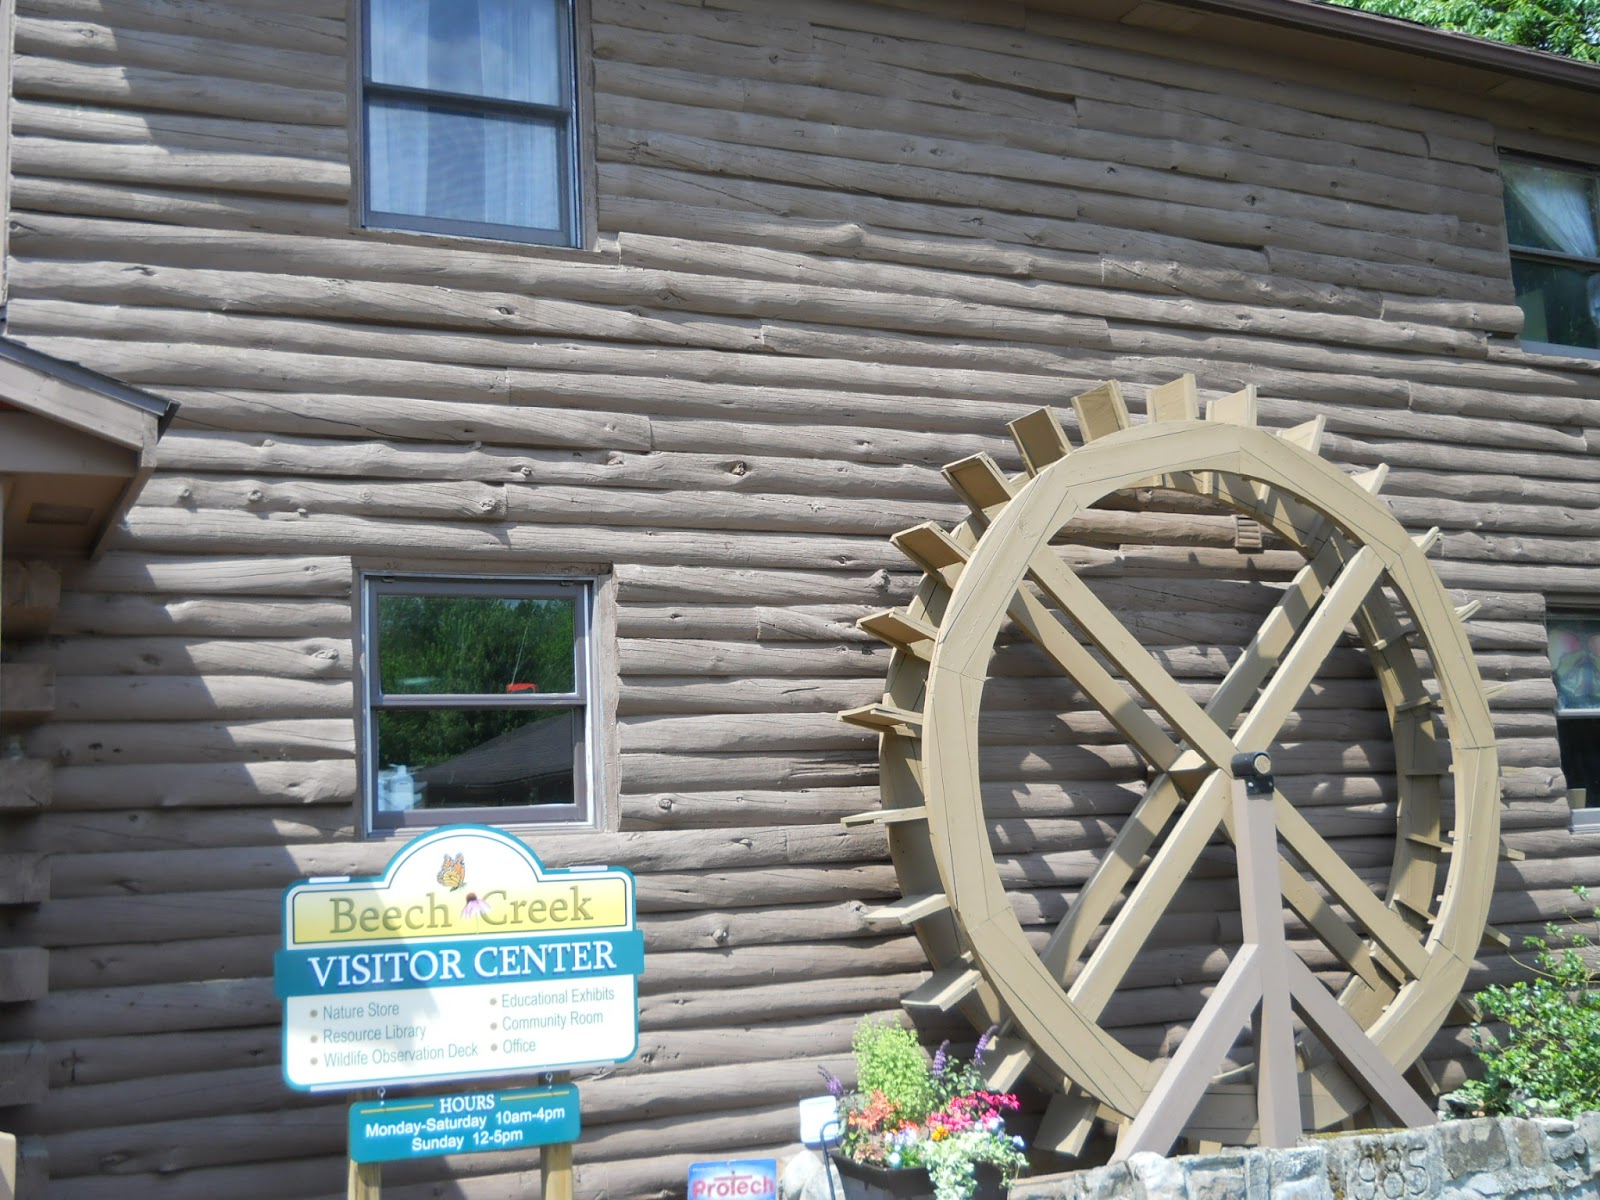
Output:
1171,0,1600,95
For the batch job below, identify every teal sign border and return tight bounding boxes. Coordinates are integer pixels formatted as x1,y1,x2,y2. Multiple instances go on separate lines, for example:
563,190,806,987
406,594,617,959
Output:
349,1084,580,1163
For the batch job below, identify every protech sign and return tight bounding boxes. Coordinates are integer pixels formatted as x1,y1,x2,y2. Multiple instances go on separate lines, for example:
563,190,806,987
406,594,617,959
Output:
348,1084,580,1163
274,825,642,1091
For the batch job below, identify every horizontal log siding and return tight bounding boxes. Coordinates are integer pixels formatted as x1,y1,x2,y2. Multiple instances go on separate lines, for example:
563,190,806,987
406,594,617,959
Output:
2,0,1599,1196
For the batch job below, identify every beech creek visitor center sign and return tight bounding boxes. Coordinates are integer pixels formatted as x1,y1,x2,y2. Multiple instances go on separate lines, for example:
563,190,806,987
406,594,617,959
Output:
274,825,643,1091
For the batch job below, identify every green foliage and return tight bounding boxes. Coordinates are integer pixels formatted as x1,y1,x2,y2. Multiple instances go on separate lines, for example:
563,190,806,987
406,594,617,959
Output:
1452,887,1600,1118
376,594,575,769
1324,0,1600,61
851,1018,936,1122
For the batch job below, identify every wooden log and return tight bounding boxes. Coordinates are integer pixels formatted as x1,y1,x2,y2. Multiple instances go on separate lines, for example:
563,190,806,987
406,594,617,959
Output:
14,135,347,199
48,759,356,810
595,51,1497,219
9,252,1101,351
612,231,1484,356
9,885,893,963
13,174,351,238
12,637,350,679
51,676,353,721
46,825,902,902
24,718,354,766
15,15,345,90
51,594,352,637
597,92,1476,250
16,0,346,56
63,553,352,597
109,507,907,575
149,430,950,500
615,564,914,606
12,53,345,125
13,98,346,161
141,476,512,525
13,806,351,856
618,676,882,715
149,474,947,538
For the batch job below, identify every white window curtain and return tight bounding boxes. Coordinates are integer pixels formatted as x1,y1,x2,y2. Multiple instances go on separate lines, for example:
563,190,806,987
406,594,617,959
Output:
1504,161,1599,258
367,0,566,231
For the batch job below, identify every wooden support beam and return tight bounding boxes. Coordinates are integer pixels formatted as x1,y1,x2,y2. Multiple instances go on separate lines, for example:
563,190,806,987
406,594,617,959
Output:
0,947,47,1003
0,1040,46,1107
863,893,950,926
1,560,60,639
0,758,50,811
0,855,48,905
901,961,982,1012
0,664,52,728
857,608,937,659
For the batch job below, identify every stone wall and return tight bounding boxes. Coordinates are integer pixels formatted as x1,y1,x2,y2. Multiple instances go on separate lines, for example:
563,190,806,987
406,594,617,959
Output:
1010,1116,1600,1200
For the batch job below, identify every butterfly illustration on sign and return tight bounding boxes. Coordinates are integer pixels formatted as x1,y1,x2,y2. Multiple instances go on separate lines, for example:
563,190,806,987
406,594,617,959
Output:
437,852,492,918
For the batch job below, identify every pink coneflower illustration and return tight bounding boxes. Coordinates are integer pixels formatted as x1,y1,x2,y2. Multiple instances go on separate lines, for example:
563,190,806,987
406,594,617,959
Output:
461,892,491,919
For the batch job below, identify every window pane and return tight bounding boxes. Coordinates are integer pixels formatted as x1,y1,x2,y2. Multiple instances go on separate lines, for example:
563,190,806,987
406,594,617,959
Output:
367,100,564,232
1550,617,1600,711
376,707,579,810
370,0,565,106
1512,257,1600,350
1503,159,1600,256
1558,717,1600,807
377,594,577,696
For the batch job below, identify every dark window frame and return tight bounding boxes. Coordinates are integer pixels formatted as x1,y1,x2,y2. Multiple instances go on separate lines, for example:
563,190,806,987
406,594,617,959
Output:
360,572,596,837
356,0,584,248
1500,150,1600,357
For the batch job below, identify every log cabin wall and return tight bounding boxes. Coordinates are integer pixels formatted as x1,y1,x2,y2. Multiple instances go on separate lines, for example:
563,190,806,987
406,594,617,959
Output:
0,0,1598,1195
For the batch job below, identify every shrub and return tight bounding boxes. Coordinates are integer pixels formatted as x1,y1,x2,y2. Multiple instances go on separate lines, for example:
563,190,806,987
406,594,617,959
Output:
1450,887,1600,1119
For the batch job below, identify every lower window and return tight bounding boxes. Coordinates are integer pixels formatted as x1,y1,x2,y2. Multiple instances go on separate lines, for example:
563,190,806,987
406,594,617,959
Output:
1548,611,1600,826
362,573,596,833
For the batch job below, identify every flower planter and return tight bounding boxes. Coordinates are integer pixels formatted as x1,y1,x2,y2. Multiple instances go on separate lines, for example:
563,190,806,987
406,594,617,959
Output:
831,1154,1006,1200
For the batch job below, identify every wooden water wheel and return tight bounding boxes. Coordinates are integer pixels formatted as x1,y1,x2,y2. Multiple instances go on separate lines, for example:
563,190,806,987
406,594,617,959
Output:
842,376,1501,1157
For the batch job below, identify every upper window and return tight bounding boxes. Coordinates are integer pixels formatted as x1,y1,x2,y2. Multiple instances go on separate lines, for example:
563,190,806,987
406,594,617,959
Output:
362,575,596,834
1501,154,1600,353
361,0,581,246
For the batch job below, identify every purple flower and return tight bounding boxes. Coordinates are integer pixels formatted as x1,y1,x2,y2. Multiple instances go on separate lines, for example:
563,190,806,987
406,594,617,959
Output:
932,1040,950,1077
818,1066,844,1098
974,1025,998,1064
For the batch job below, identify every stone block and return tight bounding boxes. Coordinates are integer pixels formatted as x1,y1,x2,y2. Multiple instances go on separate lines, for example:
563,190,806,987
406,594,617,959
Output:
1184,1153,1249,1200
1439,1117,1511,1178
1129,1151,1185,1200
1322,1129,1438,1200
1503,1118,1555,1191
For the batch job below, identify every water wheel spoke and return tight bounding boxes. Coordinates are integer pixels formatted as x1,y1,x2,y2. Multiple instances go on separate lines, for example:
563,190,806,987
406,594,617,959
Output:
1039,773,1186,982
1276,863,1388,993
1006,581,1183,772
1274,794,1430,981
1027,549,1236,771
1235,546,1385,749
1067,777,1231,1016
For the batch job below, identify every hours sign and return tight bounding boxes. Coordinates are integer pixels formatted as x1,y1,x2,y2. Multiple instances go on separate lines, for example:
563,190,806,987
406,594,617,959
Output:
274,825,643,1091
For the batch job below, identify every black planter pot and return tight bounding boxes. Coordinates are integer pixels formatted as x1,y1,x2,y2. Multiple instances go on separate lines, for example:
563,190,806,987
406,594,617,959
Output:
830,1154,1006,1200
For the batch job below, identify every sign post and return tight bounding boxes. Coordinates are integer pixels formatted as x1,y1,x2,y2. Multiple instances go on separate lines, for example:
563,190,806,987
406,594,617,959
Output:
274,826,641,1197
